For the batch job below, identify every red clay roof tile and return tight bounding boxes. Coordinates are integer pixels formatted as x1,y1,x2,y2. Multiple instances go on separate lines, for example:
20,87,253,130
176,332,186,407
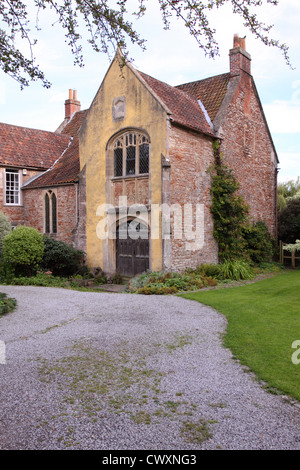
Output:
176,73,231,121
23,110,88,189
138,71,215,137
0,123,71,170
21,70,230,189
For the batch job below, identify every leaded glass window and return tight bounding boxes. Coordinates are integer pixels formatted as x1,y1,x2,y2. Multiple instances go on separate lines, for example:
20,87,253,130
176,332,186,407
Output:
44,190,57,234
113,131,149,177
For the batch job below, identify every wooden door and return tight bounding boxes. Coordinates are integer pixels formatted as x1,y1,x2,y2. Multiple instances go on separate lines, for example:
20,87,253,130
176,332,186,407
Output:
116,220,149,277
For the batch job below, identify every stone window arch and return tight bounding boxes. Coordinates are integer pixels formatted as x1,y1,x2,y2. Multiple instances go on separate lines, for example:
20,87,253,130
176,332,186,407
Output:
44,190,57,234
112,130,150,178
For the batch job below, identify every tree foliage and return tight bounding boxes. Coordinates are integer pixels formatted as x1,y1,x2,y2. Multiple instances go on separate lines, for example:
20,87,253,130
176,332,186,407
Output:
0,0,291,88
277,177,300,212
278,198,300,244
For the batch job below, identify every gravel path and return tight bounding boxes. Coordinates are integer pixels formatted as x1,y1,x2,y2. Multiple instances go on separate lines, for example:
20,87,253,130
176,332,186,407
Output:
0,285,300,450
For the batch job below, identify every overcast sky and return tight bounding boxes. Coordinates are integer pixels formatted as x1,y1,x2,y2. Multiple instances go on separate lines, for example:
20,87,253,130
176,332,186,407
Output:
0,0,299,183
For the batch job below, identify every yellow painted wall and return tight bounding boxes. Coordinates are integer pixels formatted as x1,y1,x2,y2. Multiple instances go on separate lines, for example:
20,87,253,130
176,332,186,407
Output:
79,54,168,272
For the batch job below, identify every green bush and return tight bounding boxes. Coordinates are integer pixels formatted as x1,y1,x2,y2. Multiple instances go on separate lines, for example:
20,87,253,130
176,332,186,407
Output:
217,259,254,281
40,236,85,276
2,225,44,276
242,221,275,264
0,292,17,316
0,211,11,254
128,270,218,295
278,198,300,243
192,263,221,278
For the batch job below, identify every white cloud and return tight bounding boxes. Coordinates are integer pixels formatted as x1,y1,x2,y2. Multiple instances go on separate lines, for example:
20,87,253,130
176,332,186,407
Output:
264,80,300,134
264,101,300,134
277,152,300,182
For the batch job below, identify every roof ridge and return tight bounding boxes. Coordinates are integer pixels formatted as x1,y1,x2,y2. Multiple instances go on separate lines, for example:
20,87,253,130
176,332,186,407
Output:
0,121,71,137
137,70,215,137
175,72,231,88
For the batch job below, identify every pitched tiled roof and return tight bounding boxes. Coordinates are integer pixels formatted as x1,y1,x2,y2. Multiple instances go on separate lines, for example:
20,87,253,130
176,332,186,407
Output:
0,123,71,170
176,73,231,121
138,71,215,137
23,110,88,189
22,69,228,189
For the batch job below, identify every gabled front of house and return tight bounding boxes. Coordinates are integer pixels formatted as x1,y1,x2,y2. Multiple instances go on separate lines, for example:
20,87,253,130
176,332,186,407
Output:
0,35,279,277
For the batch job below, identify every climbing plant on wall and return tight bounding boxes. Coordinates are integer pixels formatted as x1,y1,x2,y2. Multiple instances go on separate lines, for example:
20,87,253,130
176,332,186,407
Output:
209,140,275,263
209,140,249,261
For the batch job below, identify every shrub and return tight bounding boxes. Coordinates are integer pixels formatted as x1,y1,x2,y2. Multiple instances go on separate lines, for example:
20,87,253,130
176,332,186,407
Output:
137,285,178,295
0,211,11,255
6,271,68,288
129,270,218,295
217,259,254,281
193,263,221,278
0,292,17,316
241,221,275,264
2,225,44,276
40,236,85,276
278,198,300,244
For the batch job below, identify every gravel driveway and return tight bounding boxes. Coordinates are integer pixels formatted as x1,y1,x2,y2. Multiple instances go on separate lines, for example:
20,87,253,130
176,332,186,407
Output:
0,285,300,451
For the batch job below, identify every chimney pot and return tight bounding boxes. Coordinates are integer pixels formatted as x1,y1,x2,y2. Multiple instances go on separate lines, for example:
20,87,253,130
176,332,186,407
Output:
65,89,81,120
230,34,251,76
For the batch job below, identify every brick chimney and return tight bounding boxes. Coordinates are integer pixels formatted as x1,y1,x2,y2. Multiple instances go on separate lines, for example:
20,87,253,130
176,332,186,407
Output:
230,34,251,76
65,89,81,120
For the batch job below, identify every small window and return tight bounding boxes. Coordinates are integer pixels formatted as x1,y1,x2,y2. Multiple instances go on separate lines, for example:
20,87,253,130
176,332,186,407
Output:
113,131,149,178
45,193,50,233
51,193,57,234
5,169,20,205
44,190,57,234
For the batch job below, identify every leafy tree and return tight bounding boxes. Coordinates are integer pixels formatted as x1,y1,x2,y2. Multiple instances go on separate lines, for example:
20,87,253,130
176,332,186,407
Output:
277,177,300,212
0,0,291,89
278,198,300,244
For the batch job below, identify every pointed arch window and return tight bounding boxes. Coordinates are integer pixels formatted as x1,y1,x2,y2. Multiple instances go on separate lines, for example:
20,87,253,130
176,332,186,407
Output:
44,190,57,234
113,131,149,177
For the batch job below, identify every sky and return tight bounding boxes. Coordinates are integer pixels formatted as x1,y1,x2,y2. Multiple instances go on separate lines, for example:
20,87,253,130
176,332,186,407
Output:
0,0,299,183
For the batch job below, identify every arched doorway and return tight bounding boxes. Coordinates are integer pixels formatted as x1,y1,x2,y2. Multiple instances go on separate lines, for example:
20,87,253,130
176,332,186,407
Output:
116,220,149,277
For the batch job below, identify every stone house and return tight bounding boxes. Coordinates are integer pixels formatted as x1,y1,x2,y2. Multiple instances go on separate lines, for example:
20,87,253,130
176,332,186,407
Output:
0,35,278,277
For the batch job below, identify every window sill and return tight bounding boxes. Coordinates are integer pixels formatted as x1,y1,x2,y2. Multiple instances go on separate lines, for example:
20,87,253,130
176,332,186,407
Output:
4,203,22,207
112,174,149,181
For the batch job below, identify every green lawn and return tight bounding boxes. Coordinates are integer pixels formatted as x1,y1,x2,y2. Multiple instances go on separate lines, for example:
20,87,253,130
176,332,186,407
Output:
181,270,300,401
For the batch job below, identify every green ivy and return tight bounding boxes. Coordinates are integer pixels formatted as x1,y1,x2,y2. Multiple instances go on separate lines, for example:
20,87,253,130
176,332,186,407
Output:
209,141,249,261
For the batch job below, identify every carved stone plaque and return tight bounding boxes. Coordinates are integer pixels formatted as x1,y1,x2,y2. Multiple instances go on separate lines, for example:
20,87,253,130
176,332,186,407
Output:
112,96,126,121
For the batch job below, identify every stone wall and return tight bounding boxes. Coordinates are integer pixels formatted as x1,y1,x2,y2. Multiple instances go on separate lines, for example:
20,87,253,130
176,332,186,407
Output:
219,72,278,237
164,125,218,272
23,184,78,246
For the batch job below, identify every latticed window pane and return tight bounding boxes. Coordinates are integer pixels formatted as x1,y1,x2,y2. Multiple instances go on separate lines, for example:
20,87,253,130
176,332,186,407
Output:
139,143,149,174
114,147,123,176
45,193,50,233
52,193,57,233
126,146,136,175
5,170,20,204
